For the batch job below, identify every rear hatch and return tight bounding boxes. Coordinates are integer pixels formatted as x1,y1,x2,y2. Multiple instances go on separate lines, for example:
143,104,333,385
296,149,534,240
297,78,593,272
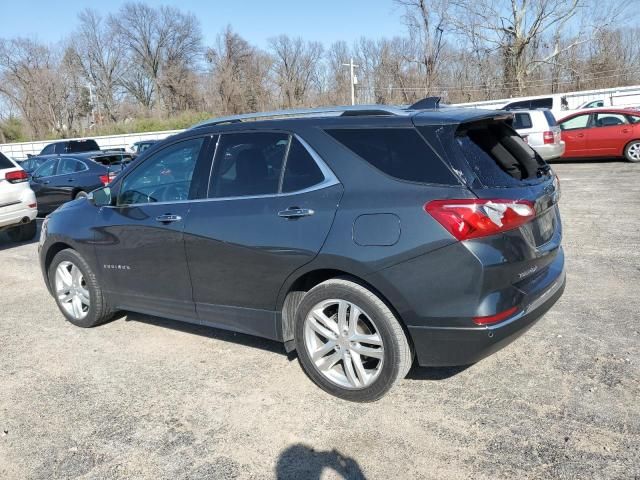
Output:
416,112,563,319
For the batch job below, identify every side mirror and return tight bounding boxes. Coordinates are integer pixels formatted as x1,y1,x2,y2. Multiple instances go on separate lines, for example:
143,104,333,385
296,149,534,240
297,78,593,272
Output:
89,187,112,207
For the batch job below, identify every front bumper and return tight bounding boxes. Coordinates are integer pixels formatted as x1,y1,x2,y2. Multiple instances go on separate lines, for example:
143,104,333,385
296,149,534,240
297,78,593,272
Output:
408,269,566,366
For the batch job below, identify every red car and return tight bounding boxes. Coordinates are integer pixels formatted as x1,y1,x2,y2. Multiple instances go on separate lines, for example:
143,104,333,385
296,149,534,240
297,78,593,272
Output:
557,108,640,162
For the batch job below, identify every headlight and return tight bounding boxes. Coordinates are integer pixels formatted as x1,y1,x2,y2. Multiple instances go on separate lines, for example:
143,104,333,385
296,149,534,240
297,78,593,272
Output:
39,216,49,246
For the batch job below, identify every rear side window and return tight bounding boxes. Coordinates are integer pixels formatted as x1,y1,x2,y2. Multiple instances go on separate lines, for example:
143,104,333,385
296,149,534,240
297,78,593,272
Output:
0,152,14,169
209,132,289,198
512,113,532,130
282,138,325,193
325,128,458,185
594,113,627,127
58,158,87,174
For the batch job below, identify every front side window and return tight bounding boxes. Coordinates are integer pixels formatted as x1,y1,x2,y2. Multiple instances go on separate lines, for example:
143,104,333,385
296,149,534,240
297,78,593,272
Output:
209,132,289,198
559,114,590,131
58,158,87,175
118,137,204,205
34,159,57,178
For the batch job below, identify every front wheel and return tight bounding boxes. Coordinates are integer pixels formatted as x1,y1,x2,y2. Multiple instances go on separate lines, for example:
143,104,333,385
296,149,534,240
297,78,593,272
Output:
624,140,640,162
48,249,114,328
294,277,413,402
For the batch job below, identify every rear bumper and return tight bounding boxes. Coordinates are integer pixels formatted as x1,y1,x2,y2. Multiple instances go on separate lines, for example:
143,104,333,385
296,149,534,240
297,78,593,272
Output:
532,141,565,161
408,268,565,367
0,204,37,229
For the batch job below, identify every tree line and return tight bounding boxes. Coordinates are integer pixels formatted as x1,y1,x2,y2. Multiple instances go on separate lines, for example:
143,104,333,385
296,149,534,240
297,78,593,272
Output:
0,0,638,142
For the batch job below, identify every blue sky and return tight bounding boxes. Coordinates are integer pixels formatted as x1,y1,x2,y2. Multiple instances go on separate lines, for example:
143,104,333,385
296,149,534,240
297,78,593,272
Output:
1,0,406,47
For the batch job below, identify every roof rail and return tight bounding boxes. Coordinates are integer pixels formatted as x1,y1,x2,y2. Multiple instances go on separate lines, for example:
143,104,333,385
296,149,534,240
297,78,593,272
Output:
190,105,409,129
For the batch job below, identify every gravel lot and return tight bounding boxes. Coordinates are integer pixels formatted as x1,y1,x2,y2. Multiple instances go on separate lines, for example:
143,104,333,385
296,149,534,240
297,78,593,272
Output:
1,161,638,479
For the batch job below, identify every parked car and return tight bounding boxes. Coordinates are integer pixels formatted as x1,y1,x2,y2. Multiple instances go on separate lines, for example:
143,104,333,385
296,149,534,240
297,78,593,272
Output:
130,140,158,154
0,152,38,242
30,152,132,214
511,109,565,161
18,156,49,174
39,139,101,156
38,102,565,401
557,108,640,162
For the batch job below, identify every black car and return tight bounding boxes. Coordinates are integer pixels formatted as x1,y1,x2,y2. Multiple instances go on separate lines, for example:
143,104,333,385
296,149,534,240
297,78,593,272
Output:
131,140,158,154
39,139,101,156
38,101,565,401
31,153,133,214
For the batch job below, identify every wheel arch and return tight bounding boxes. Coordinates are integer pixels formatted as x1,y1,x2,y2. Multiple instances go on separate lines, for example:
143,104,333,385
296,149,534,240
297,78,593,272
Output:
278,267,412,353
42,241,74,292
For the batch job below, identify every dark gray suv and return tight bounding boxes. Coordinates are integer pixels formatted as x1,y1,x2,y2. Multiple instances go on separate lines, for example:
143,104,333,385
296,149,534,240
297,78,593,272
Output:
38,102,565,401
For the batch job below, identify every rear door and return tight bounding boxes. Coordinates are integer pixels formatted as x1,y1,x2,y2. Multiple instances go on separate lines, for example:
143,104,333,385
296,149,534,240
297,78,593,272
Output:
587,112,634,157
184,131,342,339
93,135,211,319
558,113,591,157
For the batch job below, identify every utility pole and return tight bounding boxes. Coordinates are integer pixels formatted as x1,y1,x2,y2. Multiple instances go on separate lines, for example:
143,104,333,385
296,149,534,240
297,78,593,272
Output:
342,58,359,105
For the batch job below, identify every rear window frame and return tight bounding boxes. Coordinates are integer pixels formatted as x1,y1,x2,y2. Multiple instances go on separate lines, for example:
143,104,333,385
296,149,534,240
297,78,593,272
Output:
323,126,462,187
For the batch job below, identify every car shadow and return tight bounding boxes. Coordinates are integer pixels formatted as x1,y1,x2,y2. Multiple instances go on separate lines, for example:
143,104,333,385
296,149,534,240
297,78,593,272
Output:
0,218,42,251
548,157,622,164
123,311,288,356
275,443,366,480
405,363,471,380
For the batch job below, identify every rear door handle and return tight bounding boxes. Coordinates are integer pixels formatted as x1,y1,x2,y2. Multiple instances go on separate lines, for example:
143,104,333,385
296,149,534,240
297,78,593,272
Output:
155,214,182,224
278,207,315,219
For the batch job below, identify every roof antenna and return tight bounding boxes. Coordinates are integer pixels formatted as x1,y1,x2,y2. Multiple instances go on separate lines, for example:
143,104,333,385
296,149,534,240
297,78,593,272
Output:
409,96,441,110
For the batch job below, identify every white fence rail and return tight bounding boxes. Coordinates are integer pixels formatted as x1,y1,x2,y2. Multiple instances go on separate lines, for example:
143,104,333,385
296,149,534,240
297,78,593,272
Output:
0,129,184,160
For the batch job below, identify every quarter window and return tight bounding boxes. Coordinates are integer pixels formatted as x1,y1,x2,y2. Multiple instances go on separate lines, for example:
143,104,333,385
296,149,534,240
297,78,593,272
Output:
512,113,532,130
559,114,590,131
281,138,325,193
209,132,289,198
325,128,458,185
118,137,204,205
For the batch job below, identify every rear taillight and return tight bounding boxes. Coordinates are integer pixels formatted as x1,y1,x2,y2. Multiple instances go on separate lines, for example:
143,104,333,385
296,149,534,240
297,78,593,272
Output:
5,170,29,183
425,199,536,241
473,306,518,325
543,131,554,144
99,172,117,186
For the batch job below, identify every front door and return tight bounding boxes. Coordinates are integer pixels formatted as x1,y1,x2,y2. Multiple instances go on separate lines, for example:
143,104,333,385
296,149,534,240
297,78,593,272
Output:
93,136,210,320
559,113,591,158
184,132,342,339
30,158,59,213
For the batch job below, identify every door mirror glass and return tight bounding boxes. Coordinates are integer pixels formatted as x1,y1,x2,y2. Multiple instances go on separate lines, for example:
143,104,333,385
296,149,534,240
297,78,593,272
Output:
90,187,112,206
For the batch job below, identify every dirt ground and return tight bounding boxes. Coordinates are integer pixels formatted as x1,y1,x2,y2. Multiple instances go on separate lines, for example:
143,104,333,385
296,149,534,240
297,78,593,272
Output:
0,160,638,479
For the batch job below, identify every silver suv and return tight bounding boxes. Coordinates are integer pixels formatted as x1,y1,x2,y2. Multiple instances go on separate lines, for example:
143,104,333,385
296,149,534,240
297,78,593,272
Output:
512,109,565,161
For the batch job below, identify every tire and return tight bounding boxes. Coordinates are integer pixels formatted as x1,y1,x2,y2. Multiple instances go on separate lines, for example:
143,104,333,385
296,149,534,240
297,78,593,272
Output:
6,220,37,242
75,190,88,200
48,248,114,328
294,277,413,402
624,140,640,162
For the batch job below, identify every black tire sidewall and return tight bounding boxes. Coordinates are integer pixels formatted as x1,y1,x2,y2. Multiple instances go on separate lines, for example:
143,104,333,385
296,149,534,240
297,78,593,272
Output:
48,249,105,328
294,281,405,402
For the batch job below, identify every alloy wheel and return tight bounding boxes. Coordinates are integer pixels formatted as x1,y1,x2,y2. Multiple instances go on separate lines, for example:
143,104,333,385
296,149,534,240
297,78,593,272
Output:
628,142,640,161
304,299,384,389
55,261,90,320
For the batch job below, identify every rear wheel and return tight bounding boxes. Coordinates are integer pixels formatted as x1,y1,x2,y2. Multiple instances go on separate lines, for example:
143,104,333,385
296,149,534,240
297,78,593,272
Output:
48,249,114,328
7,220,37,242
294,277,412,402
624,140,640,162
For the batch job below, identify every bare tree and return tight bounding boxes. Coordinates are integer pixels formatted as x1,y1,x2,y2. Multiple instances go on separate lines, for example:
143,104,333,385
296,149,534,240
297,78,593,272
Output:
268,35,323,108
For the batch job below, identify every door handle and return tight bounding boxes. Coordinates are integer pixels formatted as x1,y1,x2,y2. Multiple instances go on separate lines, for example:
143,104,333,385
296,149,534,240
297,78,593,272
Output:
67,178,74,182
278,207,315,219
577,133,585,138
622,128,630,133
155,214,182,223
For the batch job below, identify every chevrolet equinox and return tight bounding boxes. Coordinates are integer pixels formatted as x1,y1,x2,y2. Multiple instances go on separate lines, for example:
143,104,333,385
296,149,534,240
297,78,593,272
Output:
38,100,565,401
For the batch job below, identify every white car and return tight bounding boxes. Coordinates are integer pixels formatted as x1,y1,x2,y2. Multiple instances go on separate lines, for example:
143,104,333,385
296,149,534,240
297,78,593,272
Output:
511,109,565,161
0,153,38,242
